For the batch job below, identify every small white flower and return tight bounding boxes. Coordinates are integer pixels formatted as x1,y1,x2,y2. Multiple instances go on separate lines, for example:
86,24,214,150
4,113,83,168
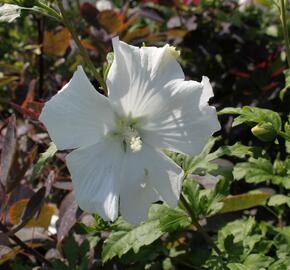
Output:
95,0,114,11
0,4,21,23
39,37,220,223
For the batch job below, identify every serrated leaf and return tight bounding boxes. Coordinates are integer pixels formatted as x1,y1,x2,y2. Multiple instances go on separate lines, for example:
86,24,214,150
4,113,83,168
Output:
220,192,271,213
233,157,290,189
219,106,282,135
31,142,57,181
268,194,290,207
280,69,290,101
243,254,274,269
102,219,163,262
227,263,248,270
102,204,182,262
159,207,190,232
218,142,258,159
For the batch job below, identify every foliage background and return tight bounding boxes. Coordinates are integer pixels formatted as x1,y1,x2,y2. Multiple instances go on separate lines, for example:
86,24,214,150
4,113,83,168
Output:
0,0,290,269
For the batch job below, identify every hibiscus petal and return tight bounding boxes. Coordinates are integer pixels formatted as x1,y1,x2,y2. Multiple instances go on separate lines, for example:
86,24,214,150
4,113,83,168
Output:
119,144,183,223
39,66,115,150
65,137,124,221
141,77,220,156
107,37,184,117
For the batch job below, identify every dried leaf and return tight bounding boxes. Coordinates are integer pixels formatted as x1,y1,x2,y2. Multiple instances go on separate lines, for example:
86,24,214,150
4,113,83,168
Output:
122,27,151,43
0,114,17,192
9,198,57,229
43,28,71,56
57,192,78,243
21,187,46,224
98,10,124,33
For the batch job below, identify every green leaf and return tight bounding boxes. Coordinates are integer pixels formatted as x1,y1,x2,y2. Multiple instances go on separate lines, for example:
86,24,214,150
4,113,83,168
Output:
102,204,190,263
243,254,274,269
227,263,248,270
233,158,273,183
182,178,225,217
158,207,190,232
102,219,162,262
233,157,290,189
63,235,79,267
218,142,258,159
280,68,290,101
220,192,271,213
31,142,57,181
219,106,282,141
268,194,290,207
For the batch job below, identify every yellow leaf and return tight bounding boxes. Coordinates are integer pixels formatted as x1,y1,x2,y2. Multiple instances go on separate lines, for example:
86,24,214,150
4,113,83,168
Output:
123,27,151,43
220,192,271,213
43,28,71,56
98,10,124,33
9,199,57,229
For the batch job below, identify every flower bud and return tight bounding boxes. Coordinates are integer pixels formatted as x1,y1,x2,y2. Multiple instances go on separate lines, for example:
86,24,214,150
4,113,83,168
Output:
251,122,277,142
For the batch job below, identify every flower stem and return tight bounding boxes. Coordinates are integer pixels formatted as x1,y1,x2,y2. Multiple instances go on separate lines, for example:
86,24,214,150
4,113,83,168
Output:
280,0,290,67
55,0,108,95
179,194,226,268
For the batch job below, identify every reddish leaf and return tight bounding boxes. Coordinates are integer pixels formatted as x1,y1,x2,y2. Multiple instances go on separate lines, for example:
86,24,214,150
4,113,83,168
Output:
80,3,99,27
11,103,40,120
9,199,57,229
123,27,151,43
57,192,78,243
43,28,71,57
98,10,124,33
21,187,46,224
21,79,36,108
0,114,17,192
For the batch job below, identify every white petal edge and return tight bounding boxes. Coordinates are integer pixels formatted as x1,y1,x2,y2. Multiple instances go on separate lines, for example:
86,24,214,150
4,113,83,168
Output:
39,66,115,150
65,136,124,222
119,144,183,224
107,36,184,117
141,78,221,156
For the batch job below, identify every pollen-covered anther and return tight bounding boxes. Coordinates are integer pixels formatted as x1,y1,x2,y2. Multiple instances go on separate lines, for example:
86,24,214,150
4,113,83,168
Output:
164,44,180,59
123,127,143,153
130,136,142,152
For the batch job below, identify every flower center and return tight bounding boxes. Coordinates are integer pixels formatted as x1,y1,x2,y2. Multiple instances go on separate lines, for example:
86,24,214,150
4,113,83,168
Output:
123,127,143,153
113,114,144,153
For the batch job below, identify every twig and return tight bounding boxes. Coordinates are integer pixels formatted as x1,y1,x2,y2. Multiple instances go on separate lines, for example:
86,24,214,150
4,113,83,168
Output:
36,16,45,98
0,223,51,266
56,0,108,95
179,194,227,269
280,0,290,67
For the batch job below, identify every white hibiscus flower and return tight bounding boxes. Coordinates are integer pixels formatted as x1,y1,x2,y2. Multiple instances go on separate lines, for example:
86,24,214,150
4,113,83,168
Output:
39,37,220,224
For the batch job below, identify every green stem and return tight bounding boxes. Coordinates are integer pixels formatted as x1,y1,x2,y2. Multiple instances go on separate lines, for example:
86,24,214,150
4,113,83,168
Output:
56,0,108,95
180,194,227,268
280,0,290,67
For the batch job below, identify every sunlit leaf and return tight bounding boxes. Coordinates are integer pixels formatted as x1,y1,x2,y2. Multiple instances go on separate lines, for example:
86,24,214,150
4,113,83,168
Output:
43,28,71,56
220,192,271,213
9,198,57,229
31,142,57,181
